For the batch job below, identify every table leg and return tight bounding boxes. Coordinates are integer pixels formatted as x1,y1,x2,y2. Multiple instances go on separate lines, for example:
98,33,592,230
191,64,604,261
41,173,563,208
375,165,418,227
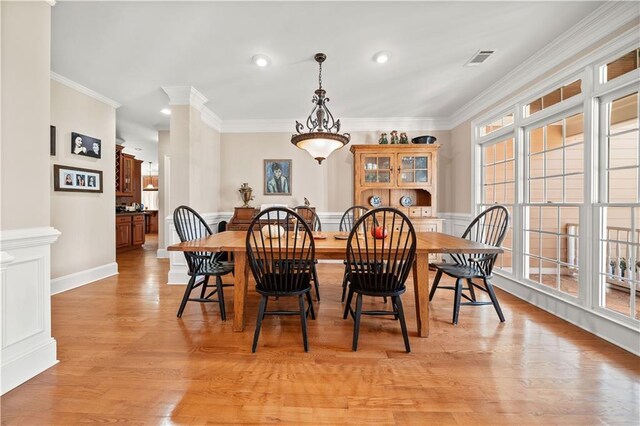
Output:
233,252,249,332
412,253,430,337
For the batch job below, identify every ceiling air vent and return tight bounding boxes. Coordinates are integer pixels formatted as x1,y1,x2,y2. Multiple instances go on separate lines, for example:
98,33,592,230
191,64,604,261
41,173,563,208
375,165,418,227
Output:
464,50,495,67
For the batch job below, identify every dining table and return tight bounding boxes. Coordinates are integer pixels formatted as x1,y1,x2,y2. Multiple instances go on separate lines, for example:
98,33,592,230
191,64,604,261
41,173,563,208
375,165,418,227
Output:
167,230,502,337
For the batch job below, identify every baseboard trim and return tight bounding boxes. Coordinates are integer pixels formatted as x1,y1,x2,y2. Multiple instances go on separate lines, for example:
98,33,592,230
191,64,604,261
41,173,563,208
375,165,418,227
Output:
157,249,169,259
492,273,640,356
51,262,118,295
1,338,58,395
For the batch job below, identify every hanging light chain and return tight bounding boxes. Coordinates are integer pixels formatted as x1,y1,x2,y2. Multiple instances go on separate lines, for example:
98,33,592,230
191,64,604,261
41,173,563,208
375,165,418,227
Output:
318,60,323,91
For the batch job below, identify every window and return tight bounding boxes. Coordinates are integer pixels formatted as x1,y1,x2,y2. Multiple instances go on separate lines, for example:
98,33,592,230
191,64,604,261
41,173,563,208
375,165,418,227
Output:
603,48,640,83
524,112,584,296
524,80,582,117
480,138,515,271
599,91,639,320
479,113,514,137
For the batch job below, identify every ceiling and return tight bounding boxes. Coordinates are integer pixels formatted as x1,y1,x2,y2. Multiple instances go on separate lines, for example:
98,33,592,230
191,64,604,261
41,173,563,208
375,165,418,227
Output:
51,1,605,162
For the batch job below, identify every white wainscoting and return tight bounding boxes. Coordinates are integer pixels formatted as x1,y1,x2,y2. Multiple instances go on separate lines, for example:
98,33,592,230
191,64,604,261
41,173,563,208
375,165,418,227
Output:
0,227,60,395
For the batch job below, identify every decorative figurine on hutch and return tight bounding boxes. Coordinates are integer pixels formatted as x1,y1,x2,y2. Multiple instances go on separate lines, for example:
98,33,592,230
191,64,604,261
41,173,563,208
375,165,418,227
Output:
390,130,399,144
378,133,388,144
238,183,254,208
304,197,311,207
399,132,409,144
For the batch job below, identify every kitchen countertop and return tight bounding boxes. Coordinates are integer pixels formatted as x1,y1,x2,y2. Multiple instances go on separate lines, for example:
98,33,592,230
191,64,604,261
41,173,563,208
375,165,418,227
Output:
116,212,146,216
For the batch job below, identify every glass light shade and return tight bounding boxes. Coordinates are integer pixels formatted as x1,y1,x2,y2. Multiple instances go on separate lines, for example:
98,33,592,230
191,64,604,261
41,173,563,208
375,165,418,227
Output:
292,133,348,164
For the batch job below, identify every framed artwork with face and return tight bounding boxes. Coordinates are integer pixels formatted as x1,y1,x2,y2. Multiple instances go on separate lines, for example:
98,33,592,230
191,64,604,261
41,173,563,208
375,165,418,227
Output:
71,132,101,159
264,159,291,195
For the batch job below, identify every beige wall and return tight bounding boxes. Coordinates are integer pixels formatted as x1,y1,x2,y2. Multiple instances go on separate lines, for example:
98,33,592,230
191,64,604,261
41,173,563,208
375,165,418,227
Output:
219,130,450,213
189,117,220,213
1,1,51,230
442,121,472,214
50,80,116,278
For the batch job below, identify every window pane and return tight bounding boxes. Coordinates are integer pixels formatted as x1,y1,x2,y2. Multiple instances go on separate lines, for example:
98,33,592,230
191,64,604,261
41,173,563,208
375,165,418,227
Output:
546,122,563,150
540,261,559,290
415,157,427,169
546,176,563,203
505,183,515,204
484,185,495,204
609,131,639,169
565,143,584,174
494,183,506,204
541,206,558,234
543,89,562,109
530,128,544,153
484,144,495,164
565,174,584,203
495,141,506,162
495,162,506,183
530,153,544,179
530,179,544,203
562,80,582,100
565,113,584,144
605,49,639,82
546,148,563,176
484,164,495,185
608,168,638,203
527,206,541,230
610,92,638,134
505,160,515,182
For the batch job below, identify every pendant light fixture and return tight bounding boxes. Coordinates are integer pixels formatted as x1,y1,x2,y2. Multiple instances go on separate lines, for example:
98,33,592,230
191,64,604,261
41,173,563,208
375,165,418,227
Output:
291,53,350,164
145,161,154,189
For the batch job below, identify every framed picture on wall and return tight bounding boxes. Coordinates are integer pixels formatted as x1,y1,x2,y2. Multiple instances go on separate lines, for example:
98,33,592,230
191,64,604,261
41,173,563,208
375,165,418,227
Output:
54,164,103,193
50,125,56,156
264,159,291,195
71,132,101,159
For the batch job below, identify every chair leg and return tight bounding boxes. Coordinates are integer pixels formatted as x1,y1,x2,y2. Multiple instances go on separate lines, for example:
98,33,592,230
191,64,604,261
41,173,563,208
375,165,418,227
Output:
312,265,321,302
343,288,354,319
453,277,464,325
299,295,309,352
483,277,506,322
306,291,316,320
177,275,196,318
252,295,268,353
466,278,477,302
216,275,226,321
341,265,349,302
393,296,410,353
392,298,399,320
352,293,364,351
429,270,443,301
200,276,210,299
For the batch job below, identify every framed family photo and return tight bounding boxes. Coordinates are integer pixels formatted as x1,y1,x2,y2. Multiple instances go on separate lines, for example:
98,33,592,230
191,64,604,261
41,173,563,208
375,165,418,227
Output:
54,164,103,193
264,159,291,195
71,132,102,159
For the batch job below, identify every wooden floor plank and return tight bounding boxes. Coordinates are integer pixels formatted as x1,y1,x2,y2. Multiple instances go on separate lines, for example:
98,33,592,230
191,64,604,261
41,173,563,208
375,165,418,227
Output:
1,235,638,424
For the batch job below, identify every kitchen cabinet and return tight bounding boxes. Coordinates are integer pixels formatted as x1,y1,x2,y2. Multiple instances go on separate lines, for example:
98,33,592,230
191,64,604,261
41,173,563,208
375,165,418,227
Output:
351,144,443,261
116,145,136,197
116,213,145,251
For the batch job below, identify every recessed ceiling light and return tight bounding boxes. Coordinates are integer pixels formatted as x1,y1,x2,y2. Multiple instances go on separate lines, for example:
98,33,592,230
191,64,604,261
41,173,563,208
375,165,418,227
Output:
161,108,171,115
373,51,391,64
252,54,271,67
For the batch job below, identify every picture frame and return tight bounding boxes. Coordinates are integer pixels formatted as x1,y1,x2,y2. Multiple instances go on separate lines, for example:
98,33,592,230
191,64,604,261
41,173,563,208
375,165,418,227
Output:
54,164,103,193
264,159,292,195
71,132,101,159
50,125,56,156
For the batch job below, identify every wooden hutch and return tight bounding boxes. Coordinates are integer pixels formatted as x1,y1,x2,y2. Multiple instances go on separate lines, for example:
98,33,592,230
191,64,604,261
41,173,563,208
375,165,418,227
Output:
351,144,443,259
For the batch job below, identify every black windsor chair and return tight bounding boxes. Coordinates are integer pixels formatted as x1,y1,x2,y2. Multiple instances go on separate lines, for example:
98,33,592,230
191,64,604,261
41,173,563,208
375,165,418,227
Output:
173,206,235,320
293,205,322,301
246,207,316,352
339,206,370,302
429,205,510,324
343,208,416,352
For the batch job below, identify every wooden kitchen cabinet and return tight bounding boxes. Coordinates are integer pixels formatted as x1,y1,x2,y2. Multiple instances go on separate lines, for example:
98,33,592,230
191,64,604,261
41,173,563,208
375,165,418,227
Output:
115,145,136,197
116,213,145,251
351,144,443,261
116,216,132,248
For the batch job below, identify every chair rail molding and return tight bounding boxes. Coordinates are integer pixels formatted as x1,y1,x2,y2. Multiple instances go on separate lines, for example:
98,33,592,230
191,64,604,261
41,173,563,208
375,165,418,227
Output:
0,226,61,395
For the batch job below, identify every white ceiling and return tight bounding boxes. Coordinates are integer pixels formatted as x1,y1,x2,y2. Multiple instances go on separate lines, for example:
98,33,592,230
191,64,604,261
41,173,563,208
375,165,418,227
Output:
51,1,605,161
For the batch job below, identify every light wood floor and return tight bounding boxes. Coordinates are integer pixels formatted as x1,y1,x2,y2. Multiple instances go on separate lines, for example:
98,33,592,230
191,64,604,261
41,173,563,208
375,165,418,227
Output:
1,235,638,425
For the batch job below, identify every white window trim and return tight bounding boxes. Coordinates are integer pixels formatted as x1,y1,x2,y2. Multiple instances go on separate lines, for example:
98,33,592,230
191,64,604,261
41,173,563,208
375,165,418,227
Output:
471,26,640,354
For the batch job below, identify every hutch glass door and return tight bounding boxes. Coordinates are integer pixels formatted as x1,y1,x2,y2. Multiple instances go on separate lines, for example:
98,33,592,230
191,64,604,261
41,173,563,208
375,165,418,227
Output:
361,155,394,186
398,153,430,186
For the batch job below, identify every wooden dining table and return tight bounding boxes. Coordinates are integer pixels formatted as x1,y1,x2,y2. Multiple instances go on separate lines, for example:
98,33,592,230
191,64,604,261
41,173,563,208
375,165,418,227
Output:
167,230,502,337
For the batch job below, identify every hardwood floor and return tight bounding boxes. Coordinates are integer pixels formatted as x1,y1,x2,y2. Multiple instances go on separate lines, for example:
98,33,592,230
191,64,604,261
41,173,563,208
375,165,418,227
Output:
1,234,638,425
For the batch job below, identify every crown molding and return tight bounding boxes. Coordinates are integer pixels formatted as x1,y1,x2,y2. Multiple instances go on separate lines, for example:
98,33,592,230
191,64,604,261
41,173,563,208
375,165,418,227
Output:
50,72,121,108
449,1,640,129
45,0,56,6
201,108,222,132
221,117,451,133
161,86,208,110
